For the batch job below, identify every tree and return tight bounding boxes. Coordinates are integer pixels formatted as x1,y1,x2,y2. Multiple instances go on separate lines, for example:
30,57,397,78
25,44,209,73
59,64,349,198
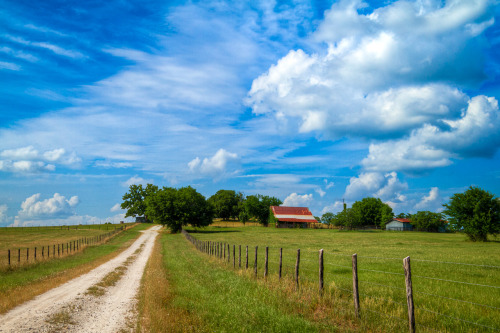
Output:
208,190,240,220
410,211,445,232
443,186,500,241
121,183,158,221
244,194,282,226
321,212,335,226
144,186,213,233
351,197,393,228
334,208,359,229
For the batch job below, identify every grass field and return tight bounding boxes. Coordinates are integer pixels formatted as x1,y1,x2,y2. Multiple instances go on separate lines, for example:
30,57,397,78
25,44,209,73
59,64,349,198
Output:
0,223,136,268
0,223,151,314
181,226,500,332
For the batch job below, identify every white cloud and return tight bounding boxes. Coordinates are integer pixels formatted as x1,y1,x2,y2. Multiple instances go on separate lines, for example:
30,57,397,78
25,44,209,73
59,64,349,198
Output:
345,172,408,205
188,149,239,177
110,203,122,212
246,0,498,174
0,204,8,223
315,188,326,197
0,61,21,71
415,187,444,212
321,201,344,215
283,193,313,207
16,193,79,221
0,146,80,174
122,175,151,187
324,179,334,189
362,96,500,173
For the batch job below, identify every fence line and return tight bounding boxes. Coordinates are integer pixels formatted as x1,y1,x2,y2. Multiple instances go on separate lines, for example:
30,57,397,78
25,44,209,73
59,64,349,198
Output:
3,225,130,270
181,230,500,333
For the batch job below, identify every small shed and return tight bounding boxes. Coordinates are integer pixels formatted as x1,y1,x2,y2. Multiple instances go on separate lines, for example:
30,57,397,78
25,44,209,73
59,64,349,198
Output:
270,206,318,228
385,218,413,231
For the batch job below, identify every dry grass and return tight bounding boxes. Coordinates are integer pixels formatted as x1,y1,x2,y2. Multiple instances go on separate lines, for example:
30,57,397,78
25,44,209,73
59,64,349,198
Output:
136,230,204,333
0,233,141,314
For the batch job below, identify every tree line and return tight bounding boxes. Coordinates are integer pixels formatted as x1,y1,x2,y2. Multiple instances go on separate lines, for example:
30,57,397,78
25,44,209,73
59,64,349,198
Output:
121,186,281,232
320,186,500,241
121,184,499,241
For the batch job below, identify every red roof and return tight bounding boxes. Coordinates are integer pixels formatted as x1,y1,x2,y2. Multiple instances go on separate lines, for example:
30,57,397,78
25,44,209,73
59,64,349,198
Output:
271,206,318,223
393,218,411,223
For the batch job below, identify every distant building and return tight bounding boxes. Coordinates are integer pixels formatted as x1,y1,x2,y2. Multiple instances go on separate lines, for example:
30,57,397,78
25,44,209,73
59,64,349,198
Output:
135,216,147,223
385,218,413,231
270,206,318,228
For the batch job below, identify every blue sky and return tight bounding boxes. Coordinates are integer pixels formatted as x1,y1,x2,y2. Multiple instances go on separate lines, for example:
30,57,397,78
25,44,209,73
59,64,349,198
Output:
0,0,499,226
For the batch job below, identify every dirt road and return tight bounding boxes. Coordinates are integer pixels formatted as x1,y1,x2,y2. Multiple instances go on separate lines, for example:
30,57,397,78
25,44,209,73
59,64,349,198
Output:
0,225,161,333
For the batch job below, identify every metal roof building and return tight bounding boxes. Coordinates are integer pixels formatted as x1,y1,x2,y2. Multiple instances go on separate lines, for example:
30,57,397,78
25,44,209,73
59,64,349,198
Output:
270,206,318,228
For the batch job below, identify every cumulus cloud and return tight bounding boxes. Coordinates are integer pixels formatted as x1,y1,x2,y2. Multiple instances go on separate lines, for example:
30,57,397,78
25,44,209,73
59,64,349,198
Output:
415,187,444,212
362,96,500,173
246,0,498,173
16,193,79,221
188,149,239,177
0,146,81,173
321,201,344,215
283,193,313,207
345,172,408,205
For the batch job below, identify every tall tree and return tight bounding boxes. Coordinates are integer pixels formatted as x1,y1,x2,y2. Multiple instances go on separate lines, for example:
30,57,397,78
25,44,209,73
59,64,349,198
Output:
145,186,213,233
410,211,445,232
208,190,240,220
351,197,393,227
121,183,158,221
245,194,282,226
443,186,500,241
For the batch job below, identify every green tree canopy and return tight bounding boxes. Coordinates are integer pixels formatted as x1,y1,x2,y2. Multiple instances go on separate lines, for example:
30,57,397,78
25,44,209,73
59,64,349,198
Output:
351,197,393,227
144,186,213,233
121,183,158,221
208,189,241,220
321,212,335,225
443,186,500,241
409,211,445,232
244,194,282,226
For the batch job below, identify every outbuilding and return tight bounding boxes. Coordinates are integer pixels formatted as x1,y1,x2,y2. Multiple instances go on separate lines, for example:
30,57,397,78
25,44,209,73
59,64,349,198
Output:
385,218,413,231
270,206,318,228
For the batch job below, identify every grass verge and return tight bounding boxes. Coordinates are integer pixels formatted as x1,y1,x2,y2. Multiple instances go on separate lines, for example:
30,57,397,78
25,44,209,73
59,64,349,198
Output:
0,223,152,314
138,231,346,332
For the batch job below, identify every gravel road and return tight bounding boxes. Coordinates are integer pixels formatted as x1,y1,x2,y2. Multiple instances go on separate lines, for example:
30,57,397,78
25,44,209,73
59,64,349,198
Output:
0,225,161,333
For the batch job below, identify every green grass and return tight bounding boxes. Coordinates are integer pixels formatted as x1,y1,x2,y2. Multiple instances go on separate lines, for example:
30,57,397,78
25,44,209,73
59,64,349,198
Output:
160,232,343,332
183,227,500,332
0,223,136,268
0,224,151,303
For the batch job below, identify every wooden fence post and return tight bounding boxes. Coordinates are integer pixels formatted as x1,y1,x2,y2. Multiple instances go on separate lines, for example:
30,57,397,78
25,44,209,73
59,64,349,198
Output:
279,248,282,280
18,248,20,263
35,247,37,260
228,244,230,262
246,246,248,269
254,246,258,277
42,246,44,258
239,245,241,268
265,247,269,278
8,249,10,266
233,245,236,268
295,249,300,291
403,256,415,333
352,253,360,318
319,249,324,296
27,248,29,262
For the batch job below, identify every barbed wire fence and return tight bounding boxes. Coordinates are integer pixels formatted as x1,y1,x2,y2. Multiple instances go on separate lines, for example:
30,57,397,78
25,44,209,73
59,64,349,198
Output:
182,230,500,332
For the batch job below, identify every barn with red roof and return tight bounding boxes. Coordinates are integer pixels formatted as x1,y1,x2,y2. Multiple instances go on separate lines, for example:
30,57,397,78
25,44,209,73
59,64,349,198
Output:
270,206,318,228
385,218,413,231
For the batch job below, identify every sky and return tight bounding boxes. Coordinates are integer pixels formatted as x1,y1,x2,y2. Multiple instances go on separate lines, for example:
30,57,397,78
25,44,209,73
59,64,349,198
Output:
0,0,499,227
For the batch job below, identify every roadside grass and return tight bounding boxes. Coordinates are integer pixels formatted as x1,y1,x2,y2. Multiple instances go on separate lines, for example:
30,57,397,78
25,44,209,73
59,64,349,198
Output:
139,231,348,333
0,223,152,314
0,222,136,268
185,226,500,332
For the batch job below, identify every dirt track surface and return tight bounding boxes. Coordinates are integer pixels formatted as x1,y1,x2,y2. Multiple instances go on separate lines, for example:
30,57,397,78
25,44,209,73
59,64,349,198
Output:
0,225,161,333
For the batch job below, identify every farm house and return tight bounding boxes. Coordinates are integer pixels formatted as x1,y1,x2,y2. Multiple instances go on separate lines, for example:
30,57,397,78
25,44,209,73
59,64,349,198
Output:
270,206,318,228
385,218,413,231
